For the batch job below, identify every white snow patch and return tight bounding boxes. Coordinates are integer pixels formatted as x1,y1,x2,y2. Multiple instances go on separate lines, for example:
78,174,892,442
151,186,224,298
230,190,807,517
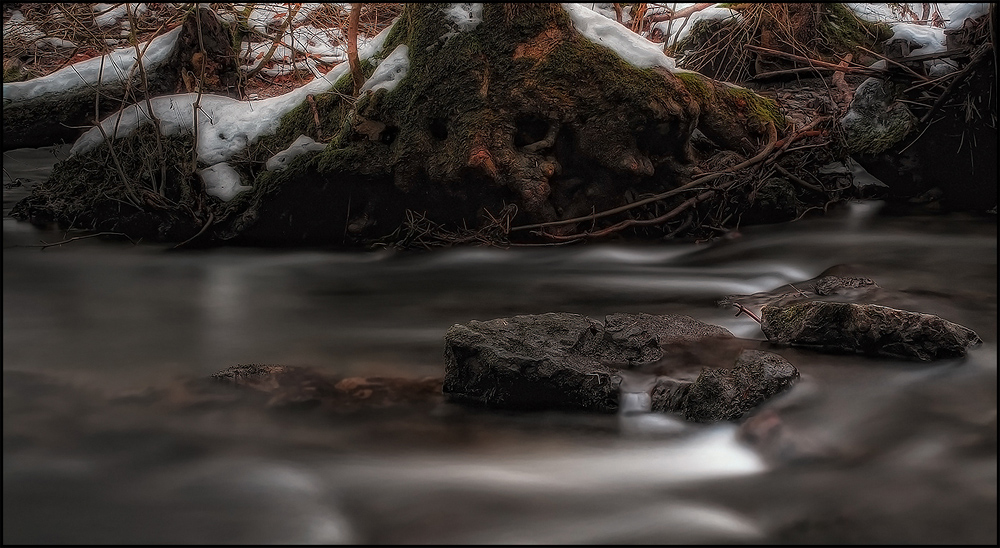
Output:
94,3,147,28
285,24,345,57
443,3,483,32
69,20,395,164
848,3,991,29
3,10,45,42
3,26,183,104
890,23,946,54
246,3,324,33
199,162,251,201
562,3,679,71
651,6,741,48
34,37,79,49
583,3,630,23
938,3,991,30
846,3,912,24
360,44,409,94
266,135,327,172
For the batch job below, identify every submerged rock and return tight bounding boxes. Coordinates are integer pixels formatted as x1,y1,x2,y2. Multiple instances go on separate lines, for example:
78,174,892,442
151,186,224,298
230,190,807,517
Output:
212,363,443,411
603,312,734,364
443,312,771,416
813,275,878,296
651,349,799,422
761,301,982,361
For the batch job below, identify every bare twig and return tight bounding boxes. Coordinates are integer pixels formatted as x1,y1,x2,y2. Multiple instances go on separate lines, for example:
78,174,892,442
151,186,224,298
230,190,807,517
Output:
650,3,716,23
525,122,778,241
746,45,884,77
127,3,167,196
919,43,992,124
733,302,763,325
243,3,303,81
191,5,209,173
306,94,323,140
512,121,778,234
25,231,138,249
347,3,365,95
172,213,215,249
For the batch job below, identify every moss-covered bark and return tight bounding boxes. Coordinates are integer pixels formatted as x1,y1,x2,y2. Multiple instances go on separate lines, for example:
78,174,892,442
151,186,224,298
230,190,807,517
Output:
14,3,789,247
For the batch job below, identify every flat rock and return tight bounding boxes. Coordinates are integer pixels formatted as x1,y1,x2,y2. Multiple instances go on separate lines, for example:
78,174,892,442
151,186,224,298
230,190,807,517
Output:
760,301,982,360
443,313,621,411
443,312,737,412
651,349,799,422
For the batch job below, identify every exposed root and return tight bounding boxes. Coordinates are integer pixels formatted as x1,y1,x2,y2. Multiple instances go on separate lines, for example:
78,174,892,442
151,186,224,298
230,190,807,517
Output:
377,204,518,250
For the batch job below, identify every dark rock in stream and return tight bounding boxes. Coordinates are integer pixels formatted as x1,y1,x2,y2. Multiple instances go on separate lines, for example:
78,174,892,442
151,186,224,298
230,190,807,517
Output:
443,312,794,420
761,301,982,361
651,350,800,422
443,313,623,412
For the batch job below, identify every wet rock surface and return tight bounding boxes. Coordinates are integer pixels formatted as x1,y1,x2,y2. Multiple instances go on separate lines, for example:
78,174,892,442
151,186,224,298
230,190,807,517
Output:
761,301,982,361
443,313,625,412
812,275,878,296
443,312,797,419
651,349,800,422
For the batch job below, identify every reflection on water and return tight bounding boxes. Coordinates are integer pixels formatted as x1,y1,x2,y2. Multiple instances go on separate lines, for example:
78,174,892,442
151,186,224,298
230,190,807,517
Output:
3,147,997,543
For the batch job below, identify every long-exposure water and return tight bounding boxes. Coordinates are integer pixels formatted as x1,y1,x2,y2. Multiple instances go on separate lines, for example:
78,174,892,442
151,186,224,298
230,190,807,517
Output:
4,146,996,543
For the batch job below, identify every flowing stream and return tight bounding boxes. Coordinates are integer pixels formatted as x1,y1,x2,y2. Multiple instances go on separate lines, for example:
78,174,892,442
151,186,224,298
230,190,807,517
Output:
3,146,996,544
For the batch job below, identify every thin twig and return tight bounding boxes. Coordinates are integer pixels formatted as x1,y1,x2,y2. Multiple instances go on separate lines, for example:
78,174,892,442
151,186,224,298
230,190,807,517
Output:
530,122,778,241
23,232,138,249
172,213,215,249
746,44,884,77
243,3,303,81
511,121,779,233
127,3,167,196
733,302,763,325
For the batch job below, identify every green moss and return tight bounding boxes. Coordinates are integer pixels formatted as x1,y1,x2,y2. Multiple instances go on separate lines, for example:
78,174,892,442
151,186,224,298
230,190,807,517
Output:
674,71,711,102
721,85,787,131
761,302,812,337
820,3,893,55
14,125,203,235
3,62,30,83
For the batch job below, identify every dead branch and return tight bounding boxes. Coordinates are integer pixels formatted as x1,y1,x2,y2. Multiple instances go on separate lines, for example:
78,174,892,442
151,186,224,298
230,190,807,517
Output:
919,43,992,124
649,3,715,23
243,3,303,81
307,94,323,140
127,3,167,196
24,231,139,249
746,45,884,77
831,53,854,110
774,163,824,193
191,5,209,174
347,3,365,95
172,213,215,249
733,302,763,325
856,46,935,85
